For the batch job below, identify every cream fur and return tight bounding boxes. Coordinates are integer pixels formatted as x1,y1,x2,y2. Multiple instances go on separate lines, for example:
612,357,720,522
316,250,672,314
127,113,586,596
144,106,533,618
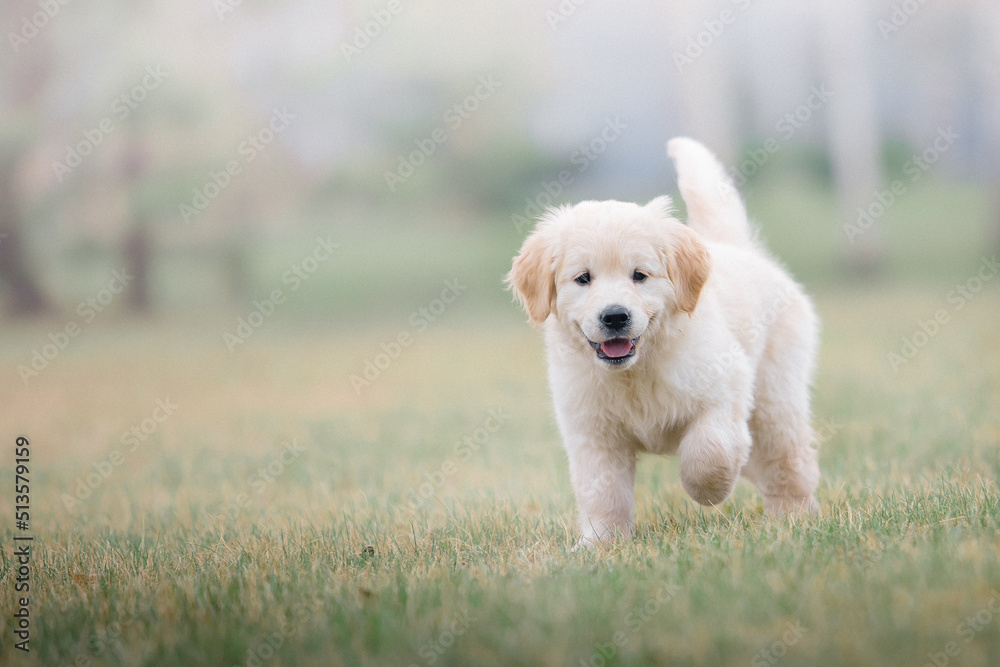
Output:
506,137,820,546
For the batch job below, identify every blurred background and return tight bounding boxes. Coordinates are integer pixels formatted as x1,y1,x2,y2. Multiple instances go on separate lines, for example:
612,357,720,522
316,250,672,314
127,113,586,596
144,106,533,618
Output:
4,6,999,663
1,0,998,333
3,5,999,663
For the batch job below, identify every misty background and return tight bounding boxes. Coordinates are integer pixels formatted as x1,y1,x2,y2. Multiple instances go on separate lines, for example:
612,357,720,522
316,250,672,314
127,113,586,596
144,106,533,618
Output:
2,0,998,326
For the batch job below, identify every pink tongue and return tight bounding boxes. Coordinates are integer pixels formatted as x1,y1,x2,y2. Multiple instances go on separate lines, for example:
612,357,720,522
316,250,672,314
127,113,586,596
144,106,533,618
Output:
600,338,633,358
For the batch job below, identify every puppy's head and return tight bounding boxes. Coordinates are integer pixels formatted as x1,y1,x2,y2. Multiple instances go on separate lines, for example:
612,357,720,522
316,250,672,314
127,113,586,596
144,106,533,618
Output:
506,196,709,369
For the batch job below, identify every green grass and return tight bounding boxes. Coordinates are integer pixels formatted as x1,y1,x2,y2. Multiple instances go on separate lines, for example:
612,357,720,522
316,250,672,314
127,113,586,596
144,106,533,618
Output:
744,167,996,285
2,177,998,665
1,279,1000,666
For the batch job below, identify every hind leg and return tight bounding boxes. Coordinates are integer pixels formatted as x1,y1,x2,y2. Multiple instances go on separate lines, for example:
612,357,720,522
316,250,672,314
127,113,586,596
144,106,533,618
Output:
744,405,820,516
743,305,821,516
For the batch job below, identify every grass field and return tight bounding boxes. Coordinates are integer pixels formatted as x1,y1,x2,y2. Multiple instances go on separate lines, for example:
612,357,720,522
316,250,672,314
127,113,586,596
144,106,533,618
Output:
2,279,999,666
2,174,1000,666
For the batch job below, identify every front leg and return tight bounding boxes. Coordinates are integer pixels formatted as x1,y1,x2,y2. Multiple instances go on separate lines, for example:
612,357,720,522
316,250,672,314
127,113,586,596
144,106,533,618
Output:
678,410,751,507
566,440,636,546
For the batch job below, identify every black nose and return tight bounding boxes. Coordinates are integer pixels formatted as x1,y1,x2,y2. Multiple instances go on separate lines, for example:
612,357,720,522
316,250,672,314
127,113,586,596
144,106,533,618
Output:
600,305,630,331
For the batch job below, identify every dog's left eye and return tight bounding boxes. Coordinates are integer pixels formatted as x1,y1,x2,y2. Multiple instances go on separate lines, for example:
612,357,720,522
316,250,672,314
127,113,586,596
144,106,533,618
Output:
632,270,648,283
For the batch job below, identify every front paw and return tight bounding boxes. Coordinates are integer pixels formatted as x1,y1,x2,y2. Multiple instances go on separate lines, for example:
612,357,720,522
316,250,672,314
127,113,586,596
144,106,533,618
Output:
575,522,633,549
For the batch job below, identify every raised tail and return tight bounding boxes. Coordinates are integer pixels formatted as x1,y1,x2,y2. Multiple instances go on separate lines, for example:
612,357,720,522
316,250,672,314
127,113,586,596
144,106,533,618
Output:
667,137,752,246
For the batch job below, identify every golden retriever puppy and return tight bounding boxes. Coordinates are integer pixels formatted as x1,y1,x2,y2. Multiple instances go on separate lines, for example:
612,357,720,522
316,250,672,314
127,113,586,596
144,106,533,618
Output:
506,137,820,546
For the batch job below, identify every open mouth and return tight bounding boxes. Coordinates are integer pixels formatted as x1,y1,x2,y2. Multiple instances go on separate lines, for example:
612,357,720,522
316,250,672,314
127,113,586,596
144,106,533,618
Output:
587,336,639,365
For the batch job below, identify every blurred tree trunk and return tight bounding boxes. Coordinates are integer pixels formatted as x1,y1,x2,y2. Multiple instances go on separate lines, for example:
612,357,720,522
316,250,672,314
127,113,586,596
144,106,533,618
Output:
0,153,50,315
224,197,254,302
818,0,885,276
1,0,55,315
667,3,738,166
225,239,251,301
973,0,1000,252
123,223,151,311
121,135,152,311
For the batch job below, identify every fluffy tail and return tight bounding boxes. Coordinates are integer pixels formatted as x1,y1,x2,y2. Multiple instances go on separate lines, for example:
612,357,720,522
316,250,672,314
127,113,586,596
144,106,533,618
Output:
667,137,752,246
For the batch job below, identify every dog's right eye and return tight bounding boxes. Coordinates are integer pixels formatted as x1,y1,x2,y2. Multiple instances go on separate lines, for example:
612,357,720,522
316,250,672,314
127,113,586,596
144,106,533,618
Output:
574,272,591,286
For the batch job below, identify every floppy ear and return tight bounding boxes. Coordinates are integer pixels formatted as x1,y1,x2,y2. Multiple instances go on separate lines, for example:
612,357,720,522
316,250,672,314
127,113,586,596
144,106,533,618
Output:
506,225,557,327
665,223,710,314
